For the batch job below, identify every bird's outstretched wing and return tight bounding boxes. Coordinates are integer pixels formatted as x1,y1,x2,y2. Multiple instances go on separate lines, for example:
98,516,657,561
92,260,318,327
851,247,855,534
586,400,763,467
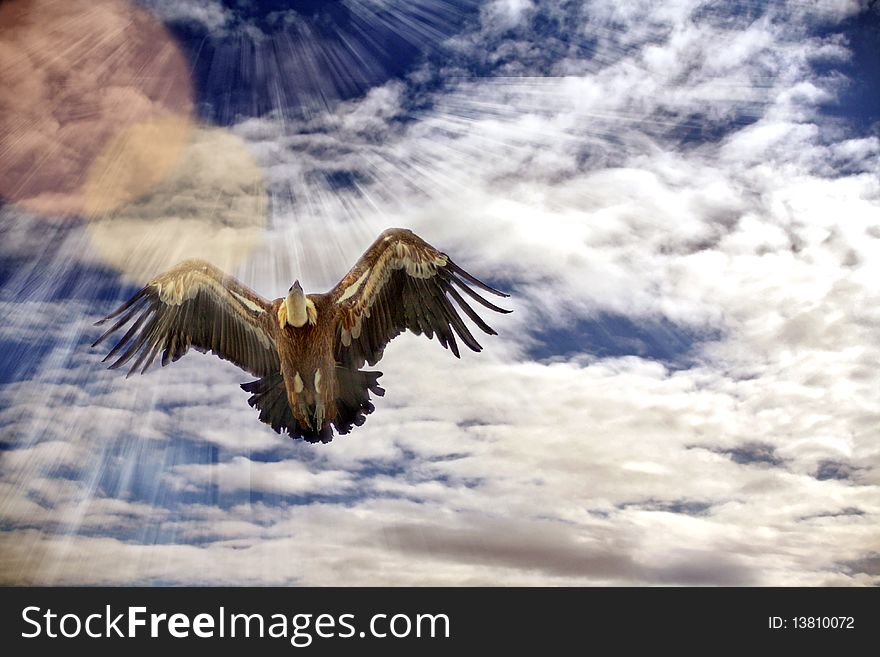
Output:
329,228,511,368
93,259,280,377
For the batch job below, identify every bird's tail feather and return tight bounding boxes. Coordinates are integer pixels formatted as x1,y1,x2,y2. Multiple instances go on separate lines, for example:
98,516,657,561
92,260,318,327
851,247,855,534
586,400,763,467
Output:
241,368,384,443
333,367,384,435
241,372,298,436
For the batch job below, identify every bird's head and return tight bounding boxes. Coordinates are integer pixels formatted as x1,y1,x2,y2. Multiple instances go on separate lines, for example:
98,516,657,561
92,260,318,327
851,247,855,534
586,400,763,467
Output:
284,280,309,328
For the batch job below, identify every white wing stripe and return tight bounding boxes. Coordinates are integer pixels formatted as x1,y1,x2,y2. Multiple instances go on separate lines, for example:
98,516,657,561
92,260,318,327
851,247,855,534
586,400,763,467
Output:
337,269,370,303
231,290,266,314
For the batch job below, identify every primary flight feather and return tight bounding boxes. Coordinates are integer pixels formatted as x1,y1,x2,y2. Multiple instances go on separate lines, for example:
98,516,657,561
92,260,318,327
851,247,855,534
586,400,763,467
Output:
93,228,510,443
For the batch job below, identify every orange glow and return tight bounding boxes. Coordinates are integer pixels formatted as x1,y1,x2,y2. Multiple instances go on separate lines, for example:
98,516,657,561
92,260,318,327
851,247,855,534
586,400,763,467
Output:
86,125,268,282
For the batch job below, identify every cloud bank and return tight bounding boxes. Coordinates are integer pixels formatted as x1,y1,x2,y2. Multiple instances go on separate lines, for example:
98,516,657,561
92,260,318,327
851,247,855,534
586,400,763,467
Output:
0,0,878,586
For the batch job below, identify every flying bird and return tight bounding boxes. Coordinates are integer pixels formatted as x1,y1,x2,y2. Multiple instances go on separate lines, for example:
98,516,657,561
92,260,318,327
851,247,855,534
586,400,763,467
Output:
93,228,510,443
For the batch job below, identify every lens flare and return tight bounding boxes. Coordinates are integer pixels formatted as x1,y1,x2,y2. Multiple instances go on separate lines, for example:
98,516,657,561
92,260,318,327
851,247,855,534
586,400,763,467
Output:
0,0,193,217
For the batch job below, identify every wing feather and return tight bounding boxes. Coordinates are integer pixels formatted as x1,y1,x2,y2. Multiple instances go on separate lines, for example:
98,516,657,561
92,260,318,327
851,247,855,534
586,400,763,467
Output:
330,228,510,368
94,259,280,377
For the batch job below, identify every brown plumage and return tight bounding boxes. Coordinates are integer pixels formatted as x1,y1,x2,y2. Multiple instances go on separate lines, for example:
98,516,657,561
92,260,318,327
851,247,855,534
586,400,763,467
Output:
93,228,510,443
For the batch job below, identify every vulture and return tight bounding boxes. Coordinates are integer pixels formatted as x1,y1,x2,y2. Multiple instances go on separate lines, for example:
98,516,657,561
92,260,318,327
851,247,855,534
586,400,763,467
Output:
93,228,510,443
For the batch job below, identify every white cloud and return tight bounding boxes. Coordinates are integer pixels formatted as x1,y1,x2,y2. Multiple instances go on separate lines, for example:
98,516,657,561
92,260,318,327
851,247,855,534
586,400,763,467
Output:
482,0,535,32
166,457,356,496
139,0,233,34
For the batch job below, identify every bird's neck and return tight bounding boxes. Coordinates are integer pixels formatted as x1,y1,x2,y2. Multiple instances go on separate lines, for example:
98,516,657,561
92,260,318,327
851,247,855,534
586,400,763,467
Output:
285,293,308,328
281,294,316,328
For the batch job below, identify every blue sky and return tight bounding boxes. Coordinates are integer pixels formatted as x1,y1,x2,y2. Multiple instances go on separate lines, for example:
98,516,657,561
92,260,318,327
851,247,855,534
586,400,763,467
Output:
0,0,878,585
